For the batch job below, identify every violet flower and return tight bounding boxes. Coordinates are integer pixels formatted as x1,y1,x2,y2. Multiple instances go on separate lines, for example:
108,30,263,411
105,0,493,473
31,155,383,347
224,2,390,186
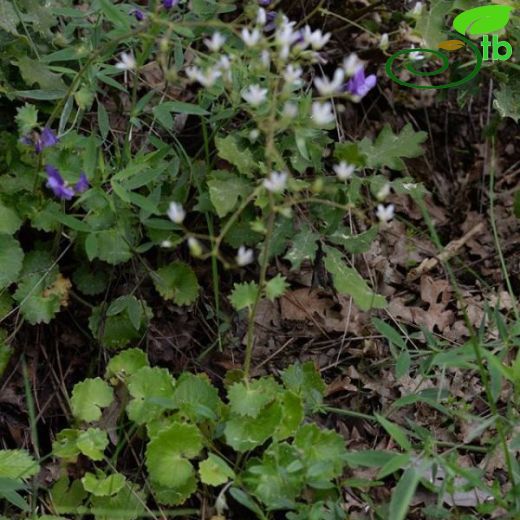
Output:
163,0,178,9
45,165,75,200
258,0,271,5
75,173,89,193
346,66,377,99
132,8,145,21
22,128,59,154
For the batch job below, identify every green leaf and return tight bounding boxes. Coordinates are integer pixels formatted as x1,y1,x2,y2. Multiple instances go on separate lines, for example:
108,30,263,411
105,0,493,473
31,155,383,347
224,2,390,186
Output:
15,104,38,134
265,274,289,301
0,235,24,290
105,348,149,382
49,477,87,516
281,362,325,412
91,483,146,520
0,204,21,235
215,134,257,177
375,414,412,451
52,429,81,460
359,124,427,171
70,378,113,422
274,391,304,441
323,246,386,311
228,377,280,418
494,83,520,123
153,262,199,305
0,0,19,35
0,478,30,512
208,170,251,217
171,372,220,422
284,226,319,270
145,422,203,488
224,401,282,452
328,226,377,254
126,366,175,424
388,466,421,520
97,102,109,140
85,229,132,265
97,0,131,30
15,57,66,91
415,0,454,47
294,424,347,482
81,472,125,497
0,450,38,480
72,264,109,296
76,428,109,461
453,5,512,36
229,282,259,311
372,318,407,349
199,454,235,486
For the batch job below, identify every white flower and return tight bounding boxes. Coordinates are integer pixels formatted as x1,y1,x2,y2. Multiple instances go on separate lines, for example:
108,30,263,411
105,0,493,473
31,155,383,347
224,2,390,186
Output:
188,237,202,257
256,7,267,26
217,55,232,81
204,32,226,52
263,171,288,193
333,161,355,180
343,53,363,76
276,17,300,47
311,101,335,126
403,182,417,191
242,84,268,106
376,204,395,223
409,46,424,61
314,68,345,96
167,202,186,224
241,27,262,47
115,52,136,71
249,129,260,141
380,33,389,51
236,246,254,266
161,240,173,248
282,102,298,119
376,183,391,201
302,26,331,50
186,66,221,87
283,64,303,86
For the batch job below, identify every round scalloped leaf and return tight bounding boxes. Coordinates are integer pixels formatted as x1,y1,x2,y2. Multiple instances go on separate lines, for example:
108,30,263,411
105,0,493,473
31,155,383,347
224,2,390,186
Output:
0,449,39,480
199,454,235,486
70,378,113,422
91,483,146,520
152,262,199,305
151,475,197,506
76,428,109,461
273,390,304,441
105,348,149,382
81,472,126,497
171,372,220,421
0,235,24,290
145,422,203,490
52,429,81,460
0,203,22,235
126,366,175,425
227,377,281,418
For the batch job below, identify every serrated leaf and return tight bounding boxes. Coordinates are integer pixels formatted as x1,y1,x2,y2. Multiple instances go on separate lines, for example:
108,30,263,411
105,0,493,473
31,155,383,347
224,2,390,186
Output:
274,391,304,441
284,226,319,270
76,428,108,461
91,483,145,520
0,0,19,35
359,124,427,171
105,348,149,382
323,246,386,311
0,450,38,480
153,262,199,305
72,264,109,296
81,472,125,497
0,204,22,235
15,104,38,134
415,0,453,47
494,83,520,123
281,362,325,412
145,422,203,489
265,274,289,301
229,282,259,311
208,170,251,217
70,378,113,422
224,401,282,452
228,377,280,418
199,454,235,486
171,372,220,422
215,135,257,177
52,429,81,460
85,229,133,265
15,57,66,91
0,235,24,290
126,366,175,424
328,225,377,254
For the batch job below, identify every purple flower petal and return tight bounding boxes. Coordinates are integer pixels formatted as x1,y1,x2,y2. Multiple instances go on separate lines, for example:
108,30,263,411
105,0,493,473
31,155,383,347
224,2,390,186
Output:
132,8,145,21
40,128,59,150
346,66,376,98
163,0,178,8
20,135,33,146
75,173,89,193
258,0,271,5
45,165,74,200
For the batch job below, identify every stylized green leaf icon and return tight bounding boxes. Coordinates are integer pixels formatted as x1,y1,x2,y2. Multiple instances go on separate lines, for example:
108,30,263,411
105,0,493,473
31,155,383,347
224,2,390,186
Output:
453,5,513,36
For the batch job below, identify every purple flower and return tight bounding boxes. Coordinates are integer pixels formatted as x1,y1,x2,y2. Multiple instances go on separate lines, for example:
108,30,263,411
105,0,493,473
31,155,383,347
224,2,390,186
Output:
45,165,75,200
265,11,277,32
75,173,89,193
132,8,145,21
346,66,377,98
22,128,59,153
162,0,178,9
258,0,271,5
